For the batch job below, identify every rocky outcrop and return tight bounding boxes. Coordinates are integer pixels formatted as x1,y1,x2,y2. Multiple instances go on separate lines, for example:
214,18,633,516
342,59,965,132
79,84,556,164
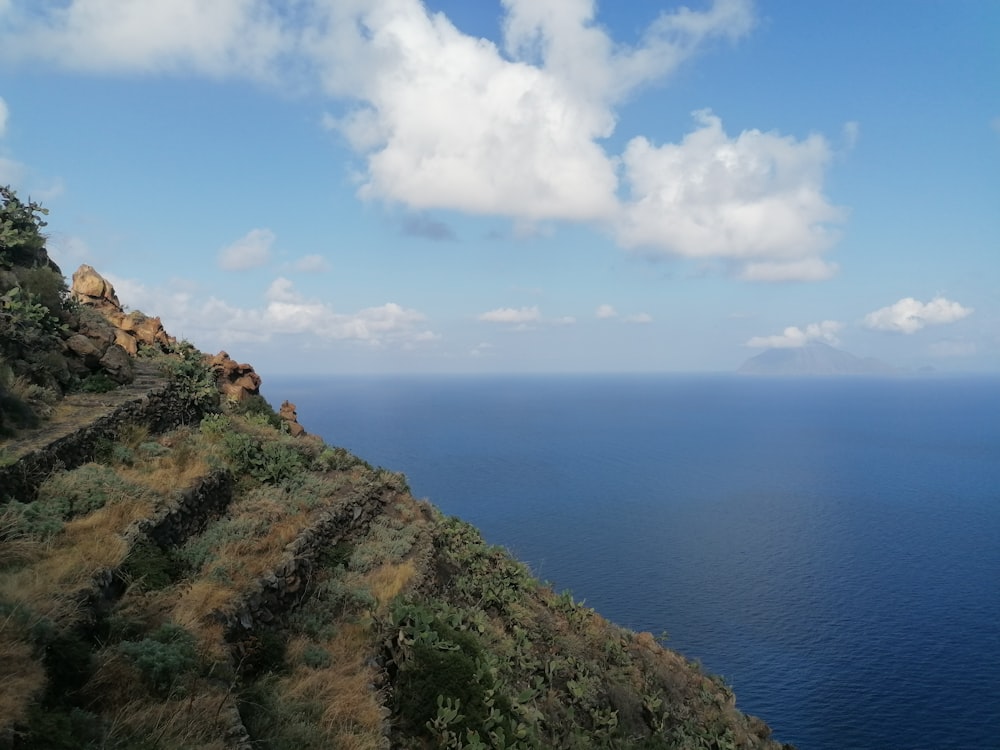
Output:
71,264,175,355
207,351,262,403
278,400,306,437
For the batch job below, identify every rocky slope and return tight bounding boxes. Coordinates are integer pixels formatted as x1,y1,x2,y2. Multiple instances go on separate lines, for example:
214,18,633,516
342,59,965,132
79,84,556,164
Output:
0,189,792,749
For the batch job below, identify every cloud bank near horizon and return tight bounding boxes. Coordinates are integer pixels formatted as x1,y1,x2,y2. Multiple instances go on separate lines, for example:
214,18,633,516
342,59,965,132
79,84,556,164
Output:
864,297,973,334
0,0,847,282
746,320,843,349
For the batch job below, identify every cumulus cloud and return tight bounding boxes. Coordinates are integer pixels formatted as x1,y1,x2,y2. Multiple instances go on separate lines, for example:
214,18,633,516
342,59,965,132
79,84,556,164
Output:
864,297,973,334
618,110,844,281
746,320,843,348
478,306,541,324
218,228,274,271
106,273,434,346
0,96,7,137
0,1,851,282
595,304,617,319
0,0,294,80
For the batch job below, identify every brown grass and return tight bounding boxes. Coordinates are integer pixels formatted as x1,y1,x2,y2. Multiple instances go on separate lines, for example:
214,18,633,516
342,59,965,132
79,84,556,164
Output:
366,560,416,611
104,686,232,750
0,494,150,634
279,622,385,750
118,453,209,494
0,630,46,731
170,580,231,664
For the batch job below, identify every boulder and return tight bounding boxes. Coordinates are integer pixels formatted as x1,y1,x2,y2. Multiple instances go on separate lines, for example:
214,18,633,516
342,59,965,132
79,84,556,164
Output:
279,400,306,437
99,344,134,384
65,333,102,367
71,264,120,306
71,265,176,356
208,351,262,402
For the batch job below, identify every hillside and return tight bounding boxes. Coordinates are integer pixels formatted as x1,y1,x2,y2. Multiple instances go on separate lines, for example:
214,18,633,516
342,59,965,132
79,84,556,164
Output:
738,342,896,376
1,188,791,749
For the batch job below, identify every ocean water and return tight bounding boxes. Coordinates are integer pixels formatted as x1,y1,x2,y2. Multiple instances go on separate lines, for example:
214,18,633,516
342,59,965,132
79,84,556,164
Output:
264,374,1000,750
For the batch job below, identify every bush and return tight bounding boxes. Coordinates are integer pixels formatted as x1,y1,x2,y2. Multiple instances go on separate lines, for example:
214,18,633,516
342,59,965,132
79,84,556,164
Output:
9,463,140,538
0,185,49,268
223,431,305,485
77,372,119,393
117,623,198,695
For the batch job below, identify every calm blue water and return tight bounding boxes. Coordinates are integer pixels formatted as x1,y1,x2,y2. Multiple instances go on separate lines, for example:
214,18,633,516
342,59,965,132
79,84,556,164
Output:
264,375,1000,750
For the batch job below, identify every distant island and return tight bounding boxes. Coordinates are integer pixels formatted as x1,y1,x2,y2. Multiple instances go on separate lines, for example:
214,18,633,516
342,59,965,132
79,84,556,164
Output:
738,341,897,376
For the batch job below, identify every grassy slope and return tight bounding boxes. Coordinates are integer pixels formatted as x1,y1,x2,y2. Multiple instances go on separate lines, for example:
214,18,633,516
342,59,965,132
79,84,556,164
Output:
0,367,790,750
0,191,790,748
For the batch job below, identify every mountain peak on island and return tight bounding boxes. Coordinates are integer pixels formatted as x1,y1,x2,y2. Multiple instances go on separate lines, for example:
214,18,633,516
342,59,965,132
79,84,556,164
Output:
738,341,896,376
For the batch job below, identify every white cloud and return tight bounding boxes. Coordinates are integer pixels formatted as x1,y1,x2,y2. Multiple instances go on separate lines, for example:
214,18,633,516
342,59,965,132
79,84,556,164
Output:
290,254,331,273
0,1,852,283
554,315,576,325
0,96,7,137
0,0,293,80
864,297,973,334
595,304,617,319
478,306,541,324
618,110,844,282
746,320,843,349
625,312,653,324
218,228,274,271
106,273,434,347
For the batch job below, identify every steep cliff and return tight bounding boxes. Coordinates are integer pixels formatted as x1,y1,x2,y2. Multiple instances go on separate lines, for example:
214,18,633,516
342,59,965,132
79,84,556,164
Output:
0,189,792,749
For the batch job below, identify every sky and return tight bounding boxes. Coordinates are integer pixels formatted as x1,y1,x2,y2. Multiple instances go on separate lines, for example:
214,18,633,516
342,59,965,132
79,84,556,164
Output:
0,0,997,374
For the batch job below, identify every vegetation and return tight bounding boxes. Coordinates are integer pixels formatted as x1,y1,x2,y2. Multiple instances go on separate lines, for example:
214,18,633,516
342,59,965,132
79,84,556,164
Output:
0,188,790,749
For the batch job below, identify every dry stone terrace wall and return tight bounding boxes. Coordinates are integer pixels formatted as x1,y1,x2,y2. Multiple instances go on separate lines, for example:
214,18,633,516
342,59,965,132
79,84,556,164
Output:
134,468,235,549
224,481,392,647
0,377,209,504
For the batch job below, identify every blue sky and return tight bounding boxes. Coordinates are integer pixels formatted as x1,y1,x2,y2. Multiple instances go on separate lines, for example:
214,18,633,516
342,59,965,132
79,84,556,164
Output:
1,0,997,374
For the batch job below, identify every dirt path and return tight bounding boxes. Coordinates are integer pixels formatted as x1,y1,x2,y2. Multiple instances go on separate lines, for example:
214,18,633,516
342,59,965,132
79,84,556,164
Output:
0,360,168,462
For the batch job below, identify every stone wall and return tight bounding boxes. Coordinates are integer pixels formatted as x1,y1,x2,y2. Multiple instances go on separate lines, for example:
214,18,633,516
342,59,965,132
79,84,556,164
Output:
0,382,209,504
224,483,390,645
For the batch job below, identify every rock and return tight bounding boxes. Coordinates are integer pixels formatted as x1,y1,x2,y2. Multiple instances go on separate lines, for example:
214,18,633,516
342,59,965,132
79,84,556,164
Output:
71,264,120,306
99,344,134,384
208,351,262,402
65,333,102,366
114,329,138,357
71,265,177,357
279,400,306,437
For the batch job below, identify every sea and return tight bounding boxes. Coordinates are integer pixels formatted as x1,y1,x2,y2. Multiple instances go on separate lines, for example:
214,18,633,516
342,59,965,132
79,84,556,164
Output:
264,374,1000,750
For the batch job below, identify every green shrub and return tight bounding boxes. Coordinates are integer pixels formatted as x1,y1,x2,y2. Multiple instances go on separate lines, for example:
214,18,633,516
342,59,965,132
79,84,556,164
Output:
77,372,119,393
122,539,183,591
301,644,332,670
160,342,219,420
117,623,198,695
230,394,282,429
222,431,305,485
0,186,49,267
9,463,141,538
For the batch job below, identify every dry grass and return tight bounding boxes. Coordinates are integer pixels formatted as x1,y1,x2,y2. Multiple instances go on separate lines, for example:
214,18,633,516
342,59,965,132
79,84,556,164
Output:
0,507,41,569
279,622,386,750
0,630,46,731
366,560,416,611
118,452,210,494
0,494,151,635
170,580,231,664
104,686,233,750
